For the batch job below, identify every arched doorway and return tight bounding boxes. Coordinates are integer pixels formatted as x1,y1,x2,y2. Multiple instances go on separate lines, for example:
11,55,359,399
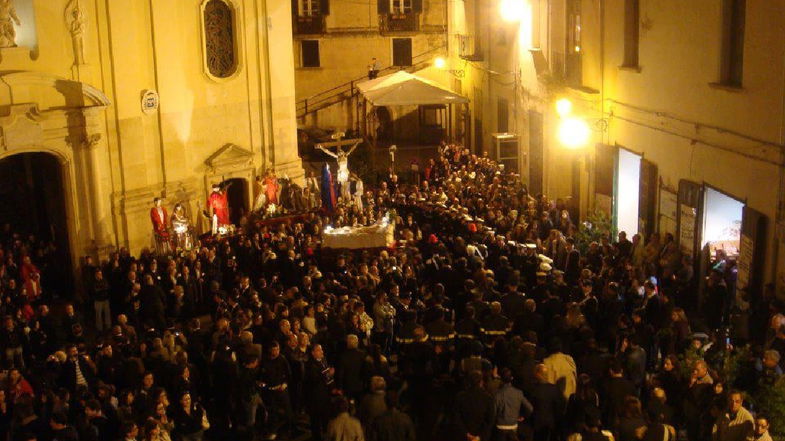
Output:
0,152,73,294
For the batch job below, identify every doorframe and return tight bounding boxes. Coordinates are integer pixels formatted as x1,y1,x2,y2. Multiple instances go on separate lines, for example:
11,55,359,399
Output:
0,148,81,287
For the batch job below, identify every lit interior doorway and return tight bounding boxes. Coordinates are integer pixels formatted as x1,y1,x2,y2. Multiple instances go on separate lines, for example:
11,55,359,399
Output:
703,187,744,268
0,152,73,294
615,148,641,236
222,178,248,225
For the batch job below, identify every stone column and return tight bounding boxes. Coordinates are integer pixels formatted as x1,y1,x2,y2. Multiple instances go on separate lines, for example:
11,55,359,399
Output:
68,130,114,258
262,0,304,182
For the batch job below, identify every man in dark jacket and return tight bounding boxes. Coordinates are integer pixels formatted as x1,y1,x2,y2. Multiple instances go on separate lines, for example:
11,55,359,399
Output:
368,391,416,441
563,238,581,286
454,370,495,441
529,364,565,441
82,399,113,441
138,275,166,331
261,341,294,440
91,269,111,332
500,282,526,320
304,343,334,441
337,334,367,403
60,344,96,393
602,360,636,425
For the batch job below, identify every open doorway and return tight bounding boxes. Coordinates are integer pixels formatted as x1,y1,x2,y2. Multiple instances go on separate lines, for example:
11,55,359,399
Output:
222,178,248,225
703,187,743,271
0,152,73,294
615,148,641,236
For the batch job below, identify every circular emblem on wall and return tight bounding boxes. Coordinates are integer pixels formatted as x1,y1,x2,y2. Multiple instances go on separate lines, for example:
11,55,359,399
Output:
141,89,160,114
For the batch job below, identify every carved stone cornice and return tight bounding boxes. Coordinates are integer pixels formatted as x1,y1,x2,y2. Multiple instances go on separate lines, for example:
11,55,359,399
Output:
0,104,45,151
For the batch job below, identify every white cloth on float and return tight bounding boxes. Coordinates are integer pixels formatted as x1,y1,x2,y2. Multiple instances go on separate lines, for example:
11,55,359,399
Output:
323,222,395,249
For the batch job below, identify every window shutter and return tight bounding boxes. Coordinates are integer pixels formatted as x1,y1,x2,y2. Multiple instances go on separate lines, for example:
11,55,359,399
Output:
321,0,330,15
378,0,389,15
412,0,422,12
292,0,299,16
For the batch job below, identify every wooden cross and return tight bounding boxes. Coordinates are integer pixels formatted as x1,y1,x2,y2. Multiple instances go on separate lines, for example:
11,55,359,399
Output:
315,131,362,154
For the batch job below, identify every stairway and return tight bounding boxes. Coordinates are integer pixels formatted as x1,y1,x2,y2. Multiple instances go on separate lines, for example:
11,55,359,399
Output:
296,44,446,121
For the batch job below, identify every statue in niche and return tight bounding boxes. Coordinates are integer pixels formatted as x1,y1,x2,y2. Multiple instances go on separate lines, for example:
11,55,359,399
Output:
69,7,86,65
0,0,21,48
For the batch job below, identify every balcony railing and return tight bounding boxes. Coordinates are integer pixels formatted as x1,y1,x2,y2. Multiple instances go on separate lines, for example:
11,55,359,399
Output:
294,15,326,34
380,12,419,32
456,34,483,61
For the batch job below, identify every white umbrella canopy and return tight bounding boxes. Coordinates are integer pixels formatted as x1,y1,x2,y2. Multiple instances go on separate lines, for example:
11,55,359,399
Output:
357,71,469,106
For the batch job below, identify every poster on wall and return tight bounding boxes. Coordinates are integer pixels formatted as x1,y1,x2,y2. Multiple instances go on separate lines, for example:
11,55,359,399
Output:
737,234,753,290
596,194,612,217
660,189,677,220
679,204,696,255
659,188,678,235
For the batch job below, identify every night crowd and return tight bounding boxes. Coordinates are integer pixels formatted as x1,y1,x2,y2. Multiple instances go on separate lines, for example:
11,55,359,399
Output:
0,142,783,441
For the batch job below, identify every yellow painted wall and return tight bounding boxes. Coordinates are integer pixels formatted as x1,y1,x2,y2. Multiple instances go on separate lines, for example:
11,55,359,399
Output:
0,0,303,259
452,0,785,288
294,0,448,131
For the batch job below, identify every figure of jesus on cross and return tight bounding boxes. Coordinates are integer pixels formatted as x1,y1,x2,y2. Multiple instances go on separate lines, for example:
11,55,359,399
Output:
316,132,361,202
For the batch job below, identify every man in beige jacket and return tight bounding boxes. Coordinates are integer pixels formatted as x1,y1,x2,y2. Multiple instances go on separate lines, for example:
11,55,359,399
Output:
543,338,577,400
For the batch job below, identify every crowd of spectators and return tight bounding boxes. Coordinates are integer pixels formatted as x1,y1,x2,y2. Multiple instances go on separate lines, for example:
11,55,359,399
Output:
0,142,782,441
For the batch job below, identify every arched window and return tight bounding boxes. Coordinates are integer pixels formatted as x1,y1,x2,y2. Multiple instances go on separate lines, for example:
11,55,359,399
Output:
202,0,237,79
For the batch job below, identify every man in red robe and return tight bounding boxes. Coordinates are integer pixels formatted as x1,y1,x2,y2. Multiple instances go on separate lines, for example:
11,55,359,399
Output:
263,170,279,206
150,198,169,238
208,184,230,227
150,197,171,254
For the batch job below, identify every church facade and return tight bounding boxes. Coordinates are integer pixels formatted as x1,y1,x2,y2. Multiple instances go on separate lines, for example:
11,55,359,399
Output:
0,0,303,265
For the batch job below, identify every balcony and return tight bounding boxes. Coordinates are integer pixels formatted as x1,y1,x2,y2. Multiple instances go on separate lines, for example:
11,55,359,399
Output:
294,15,326,34
380,12,419,33
456,34,483,61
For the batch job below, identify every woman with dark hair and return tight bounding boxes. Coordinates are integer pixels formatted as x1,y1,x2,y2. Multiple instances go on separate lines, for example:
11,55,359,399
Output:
117,389,137,423
150,401,174,441
143,417,171,441
653,355,683,412
171,392,208,441
566,373,601,434
617,396,647,441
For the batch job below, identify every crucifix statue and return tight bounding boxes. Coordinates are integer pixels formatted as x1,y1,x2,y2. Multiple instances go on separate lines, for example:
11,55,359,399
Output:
316,132,361,201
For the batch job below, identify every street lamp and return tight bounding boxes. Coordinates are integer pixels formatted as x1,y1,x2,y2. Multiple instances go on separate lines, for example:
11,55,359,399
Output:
499,0,526,22
433,56,465,78
558,117,591,149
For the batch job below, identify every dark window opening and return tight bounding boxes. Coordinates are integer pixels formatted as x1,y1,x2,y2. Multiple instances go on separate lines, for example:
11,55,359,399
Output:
497,98,509,133
623,0,639,67
720,0,745,86
301,40,320,67
392,38,412,66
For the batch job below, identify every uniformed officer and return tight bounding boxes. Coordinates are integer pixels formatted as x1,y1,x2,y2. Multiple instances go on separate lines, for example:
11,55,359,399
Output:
481,301,511,346
454,305,481,359
395,309,419,348
426,307,455,374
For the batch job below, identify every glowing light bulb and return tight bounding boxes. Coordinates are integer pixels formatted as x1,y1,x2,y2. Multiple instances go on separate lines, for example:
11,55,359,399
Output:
558,117,591,149
434,56,446,69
